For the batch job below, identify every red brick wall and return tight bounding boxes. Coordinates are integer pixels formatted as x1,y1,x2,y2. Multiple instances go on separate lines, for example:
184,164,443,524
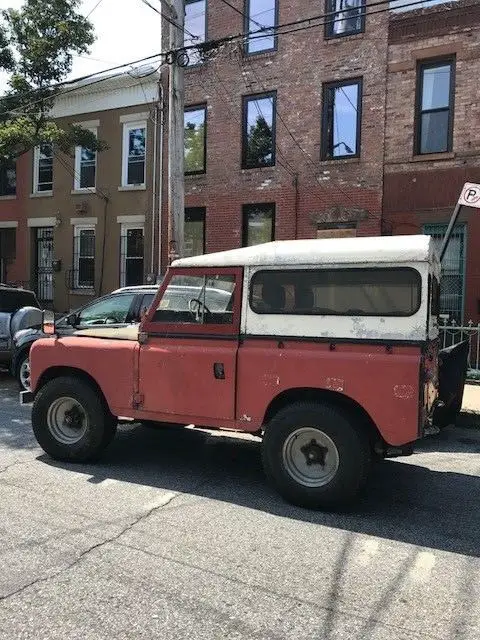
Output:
160,0,389,267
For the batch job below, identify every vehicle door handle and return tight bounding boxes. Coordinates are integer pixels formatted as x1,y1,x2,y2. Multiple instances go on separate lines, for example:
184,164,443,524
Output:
213,362,225,379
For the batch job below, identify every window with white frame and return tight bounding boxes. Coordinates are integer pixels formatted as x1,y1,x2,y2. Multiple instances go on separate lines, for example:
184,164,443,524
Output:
122,122,146,187
120,225,144,287
74,130,97,190
73,225,95,289
33,144,53,193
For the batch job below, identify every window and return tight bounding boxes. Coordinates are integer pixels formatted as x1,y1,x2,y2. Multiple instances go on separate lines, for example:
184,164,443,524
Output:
74,130,96,190
153,274,236,325
416,59,455,155
322,79,362,160
185,207,206,257
0,159,16,197
242,93,276,169
33,144,53,193
250,268,421,316
184,0,206,66
76,293,137,326
120,225,144,287
423,223,465,323
73,226,95,289
243,203,275,246
325,0,365,39
184,106,206,174
122,122,146,187
0,288,38,313
245,0,278,54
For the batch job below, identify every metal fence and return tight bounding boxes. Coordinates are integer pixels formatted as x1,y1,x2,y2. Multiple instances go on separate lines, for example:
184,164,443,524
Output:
439,318,480,379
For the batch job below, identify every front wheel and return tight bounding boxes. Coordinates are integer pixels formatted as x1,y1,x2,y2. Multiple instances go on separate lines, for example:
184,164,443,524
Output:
262,402,371,509
32,376,117,462
17,351,31,391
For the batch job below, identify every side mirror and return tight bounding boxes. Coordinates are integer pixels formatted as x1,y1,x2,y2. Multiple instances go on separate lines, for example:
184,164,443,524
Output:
42,310,56,336
66,312,78,327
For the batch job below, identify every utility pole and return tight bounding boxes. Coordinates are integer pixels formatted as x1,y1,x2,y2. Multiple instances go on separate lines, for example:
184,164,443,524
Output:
166,0,185,262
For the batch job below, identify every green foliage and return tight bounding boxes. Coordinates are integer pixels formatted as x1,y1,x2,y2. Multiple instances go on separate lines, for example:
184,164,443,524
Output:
246,116,273,168
0,0,105,159
184,121,205,173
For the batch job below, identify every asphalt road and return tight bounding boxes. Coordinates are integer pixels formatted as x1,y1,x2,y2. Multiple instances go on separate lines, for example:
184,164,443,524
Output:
0,373,479,640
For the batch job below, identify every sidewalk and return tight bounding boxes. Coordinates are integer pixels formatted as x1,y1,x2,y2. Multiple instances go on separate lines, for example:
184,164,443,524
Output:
458,383,480,428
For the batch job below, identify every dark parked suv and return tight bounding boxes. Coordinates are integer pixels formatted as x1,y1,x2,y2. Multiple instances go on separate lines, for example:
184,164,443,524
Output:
0,285,41,371
12,285,157,391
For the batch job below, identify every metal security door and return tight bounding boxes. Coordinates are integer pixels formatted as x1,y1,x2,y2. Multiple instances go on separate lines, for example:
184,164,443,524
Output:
424,223,466,323
35,227,54,303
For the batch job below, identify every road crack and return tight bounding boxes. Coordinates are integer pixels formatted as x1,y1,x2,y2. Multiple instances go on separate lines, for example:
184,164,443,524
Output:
0,490,180,603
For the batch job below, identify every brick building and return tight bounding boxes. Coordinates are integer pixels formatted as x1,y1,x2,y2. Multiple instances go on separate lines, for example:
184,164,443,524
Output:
159,0,480,322
0,72,161,312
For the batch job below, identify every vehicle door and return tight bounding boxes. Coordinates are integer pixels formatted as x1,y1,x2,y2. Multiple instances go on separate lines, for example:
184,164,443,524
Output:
139,267,242,423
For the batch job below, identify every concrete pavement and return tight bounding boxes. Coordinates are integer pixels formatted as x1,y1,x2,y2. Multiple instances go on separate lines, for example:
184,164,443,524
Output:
0,374,479,639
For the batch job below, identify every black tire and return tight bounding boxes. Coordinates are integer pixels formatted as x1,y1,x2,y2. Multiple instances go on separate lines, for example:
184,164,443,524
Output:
262,402,371,509
32,376,117,462
16,350,31,391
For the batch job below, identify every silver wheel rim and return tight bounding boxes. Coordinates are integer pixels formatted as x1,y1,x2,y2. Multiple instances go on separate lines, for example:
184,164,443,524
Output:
19,358,31,391
46,397,88,445
282,427,340,488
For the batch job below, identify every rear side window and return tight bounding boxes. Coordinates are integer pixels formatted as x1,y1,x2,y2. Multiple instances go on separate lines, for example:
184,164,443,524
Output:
0,289,39,313
250,268,421,317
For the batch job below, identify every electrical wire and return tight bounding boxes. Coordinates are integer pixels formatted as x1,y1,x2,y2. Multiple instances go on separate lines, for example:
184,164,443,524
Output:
140,0,199,42
86,0,104,18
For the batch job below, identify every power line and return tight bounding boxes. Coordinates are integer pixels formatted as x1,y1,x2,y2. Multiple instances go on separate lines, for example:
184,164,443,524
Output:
86,0,104,18
139,0,199,42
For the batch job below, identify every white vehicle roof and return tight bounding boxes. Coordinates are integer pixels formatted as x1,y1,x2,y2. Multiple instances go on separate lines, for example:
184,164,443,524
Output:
173,235,436,269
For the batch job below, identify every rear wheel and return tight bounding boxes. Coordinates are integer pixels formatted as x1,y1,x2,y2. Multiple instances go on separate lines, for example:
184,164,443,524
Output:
262,402,370,509
32,376,117,462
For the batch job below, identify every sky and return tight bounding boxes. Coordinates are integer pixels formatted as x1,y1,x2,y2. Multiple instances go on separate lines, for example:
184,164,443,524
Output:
0,0,163,92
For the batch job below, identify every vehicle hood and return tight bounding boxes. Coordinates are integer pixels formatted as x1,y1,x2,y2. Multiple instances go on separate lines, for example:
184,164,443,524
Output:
73,324,140,341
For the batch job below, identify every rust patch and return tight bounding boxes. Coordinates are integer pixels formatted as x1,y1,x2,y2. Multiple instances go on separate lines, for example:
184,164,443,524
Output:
394,384,414,400
326,378,344,392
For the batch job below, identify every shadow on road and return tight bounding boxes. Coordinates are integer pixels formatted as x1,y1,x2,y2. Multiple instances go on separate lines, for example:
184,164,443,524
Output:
37,422,480,559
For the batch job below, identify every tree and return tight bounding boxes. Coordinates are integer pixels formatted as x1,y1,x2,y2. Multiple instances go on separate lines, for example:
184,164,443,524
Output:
246,116,273,168
0,0,105,160
184,121,205,173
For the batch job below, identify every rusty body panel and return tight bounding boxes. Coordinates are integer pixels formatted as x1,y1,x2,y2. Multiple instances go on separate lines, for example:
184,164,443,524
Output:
235,339,423,445
30,336,138,417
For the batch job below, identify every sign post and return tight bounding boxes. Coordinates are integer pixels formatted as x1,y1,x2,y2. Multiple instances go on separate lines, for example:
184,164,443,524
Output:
439,183,480,262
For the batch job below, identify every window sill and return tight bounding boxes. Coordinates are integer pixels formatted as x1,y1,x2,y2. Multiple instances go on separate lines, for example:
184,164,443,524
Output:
320,157,361,165
71,188,96,195
325,31,365,44
185,172,206,179
0,194,16,201
69,289,96,296
243,49,277,61
118,185,146,192
30,191,53,198
411,152,455,162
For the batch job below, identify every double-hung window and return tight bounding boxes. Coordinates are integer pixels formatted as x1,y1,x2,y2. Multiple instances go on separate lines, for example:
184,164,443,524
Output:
242,92,276,169
33,144,53,193
321,79,362,160
73,225,95,289
184,105,206,174
0,159,16,197
122,122,147,187
415,58,455,155
244,0,278,55
74,129,97,190
184,0,206,66
325,0,365,39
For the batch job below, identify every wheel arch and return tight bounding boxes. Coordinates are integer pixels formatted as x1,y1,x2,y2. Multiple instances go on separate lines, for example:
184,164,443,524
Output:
35,366,115,418
262,387,383,448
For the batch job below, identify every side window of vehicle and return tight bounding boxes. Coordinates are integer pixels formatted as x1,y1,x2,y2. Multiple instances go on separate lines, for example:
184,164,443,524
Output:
77,293,136,326
139,293,155,320
152,274,236,325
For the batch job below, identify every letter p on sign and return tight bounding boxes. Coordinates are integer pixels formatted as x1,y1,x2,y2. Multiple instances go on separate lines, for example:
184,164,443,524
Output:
458,183,480,208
